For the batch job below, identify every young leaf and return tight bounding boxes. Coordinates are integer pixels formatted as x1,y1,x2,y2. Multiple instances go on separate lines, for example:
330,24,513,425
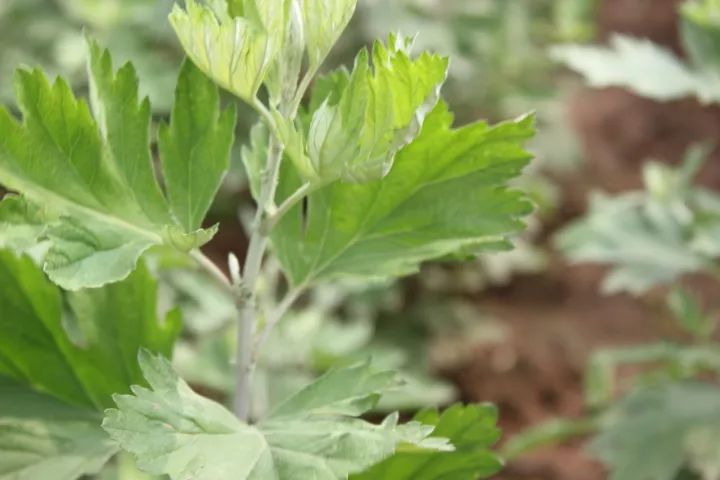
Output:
0,40,235,289
169,0,286,104
272,103,535,287
551,34,720,104
104,352,435,480
0,377,117,480
264,0,304,106
159,59,237,232
351,404,504,480
302,0,357,68
241,122,269,202
0,250,180,409
282,35,449,183
591,383,720,480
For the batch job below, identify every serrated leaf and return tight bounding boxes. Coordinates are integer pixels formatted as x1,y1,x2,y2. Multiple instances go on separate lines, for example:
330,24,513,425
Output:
0,250,180,410
159,59,237,232
0,378,117,480
282,35,449,183
592,383,720,480
352,404,503,480
87,38,172,227
0,40,234,289
302,0,357,68
273,103,534,287
552,34,720,103
104,352,434,480
169,0,286,104
268,360,400,419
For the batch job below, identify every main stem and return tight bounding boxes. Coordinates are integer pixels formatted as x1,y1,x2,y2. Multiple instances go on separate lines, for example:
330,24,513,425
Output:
234,137,284,421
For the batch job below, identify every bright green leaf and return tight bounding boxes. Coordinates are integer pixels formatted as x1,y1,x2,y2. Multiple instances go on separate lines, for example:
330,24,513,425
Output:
0,40,233,289
264,0,303,106
302,0,357,68
0,377,117,480
104,352,435,480
159,59,237,232
273,103,534,287
169,0,286,104
352,404,503,480
87,38,172,227
283,35,449,183
0,250,180,410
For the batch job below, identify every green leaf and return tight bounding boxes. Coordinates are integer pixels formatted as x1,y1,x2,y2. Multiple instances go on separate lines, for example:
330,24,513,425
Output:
552,34,720,104
282,35,449,183
0,194,47,251
159,59,237,232
0,377,117,480
557,192,709,294
0,250,180,409
169,0,286,104
273,103,534,287
556,149,720,295
264,0,303,107
667,287,716,339
241,122,269,202
86,38,172,227
352,404,503,480
302,0,357,68
268,360,400,419
591,382,720,480
0,40,234,289
680,0,720,73
104,352,434,480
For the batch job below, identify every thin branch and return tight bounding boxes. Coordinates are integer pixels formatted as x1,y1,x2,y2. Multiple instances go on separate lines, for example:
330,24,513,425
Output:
252,98,281,139
289,67,318,117
264,182,312,233
189,249,235,296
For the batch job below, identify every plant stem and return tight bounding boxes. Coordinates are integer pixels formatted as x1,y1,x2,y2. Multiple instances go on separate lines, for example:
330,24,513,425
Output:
234,137,284,421
190,249,235,295
264,182,312,232
290,67,318,117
